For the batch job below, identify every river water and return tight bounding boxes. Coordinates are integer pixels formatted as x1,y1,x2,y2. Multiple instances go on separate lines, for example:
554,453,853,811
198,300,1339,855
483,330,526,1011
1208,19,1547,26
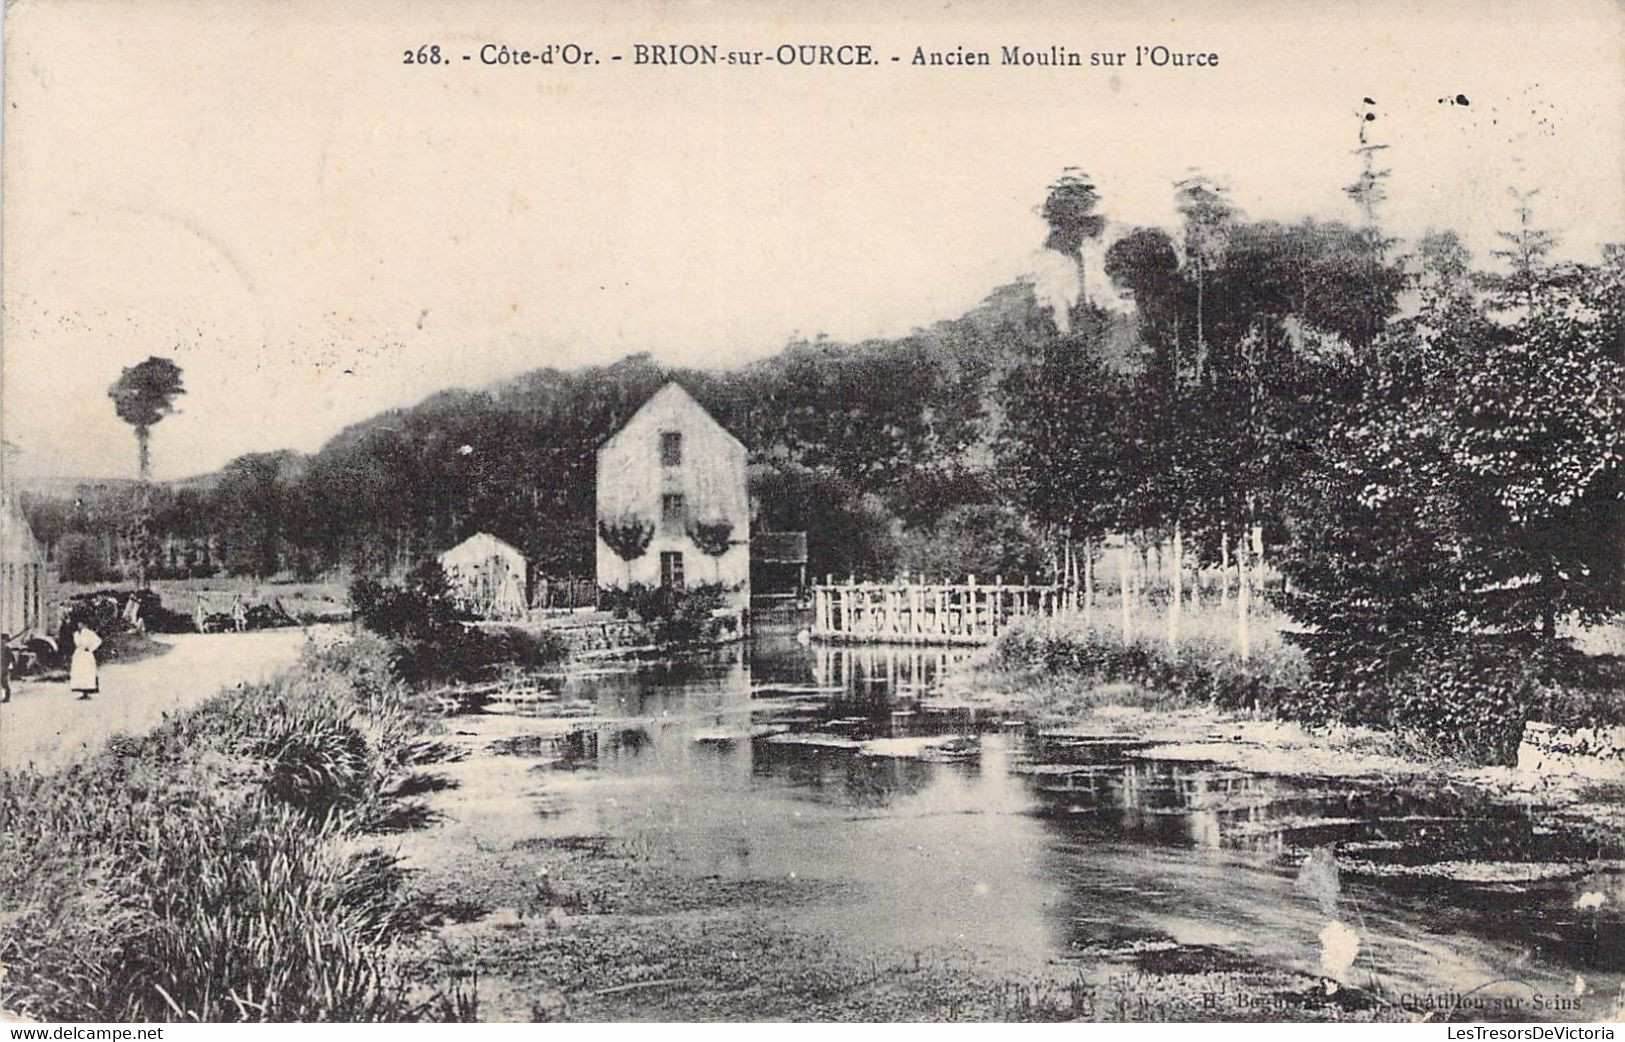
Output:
437,622,1623,1021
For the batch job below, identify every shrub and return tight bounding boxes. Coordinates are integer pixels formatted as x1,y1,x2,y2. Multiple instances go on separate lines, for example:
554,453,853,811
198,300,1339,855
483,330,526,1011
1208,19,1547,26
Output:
350,561,461,640
352,565,569,684
598,582,730,642
389,624,571,685
995,617,1625,765
994,619,1306,716
1286,632,1625,764
57,533,115,584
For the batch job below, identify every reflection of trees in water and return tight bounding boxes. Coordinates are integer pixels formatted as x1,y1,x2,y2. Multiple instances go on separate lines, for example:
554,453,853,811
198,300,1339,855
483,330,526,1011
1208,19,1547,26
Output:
555,725,652,768
751,742,936,808
1019,754,1294,850
1013,747,1625,978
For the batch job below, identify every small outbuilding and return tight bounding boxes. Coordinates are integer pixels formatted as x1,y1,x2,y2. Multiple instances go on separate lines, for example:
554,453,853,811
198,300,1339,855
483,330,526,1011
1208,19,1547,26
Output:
438,532,529,619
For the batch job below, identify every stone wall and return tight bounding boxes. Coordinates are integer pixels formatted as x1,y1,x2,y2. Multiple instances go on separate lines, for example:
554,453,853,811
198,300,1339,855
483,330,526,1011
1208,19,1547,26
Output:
542,608,746,655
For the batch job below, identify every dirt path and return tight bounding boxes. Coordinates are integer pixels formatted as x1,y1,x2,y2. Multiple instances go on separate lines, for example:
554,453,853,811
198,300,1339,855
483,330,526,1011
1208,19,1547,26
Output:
1,626,333,772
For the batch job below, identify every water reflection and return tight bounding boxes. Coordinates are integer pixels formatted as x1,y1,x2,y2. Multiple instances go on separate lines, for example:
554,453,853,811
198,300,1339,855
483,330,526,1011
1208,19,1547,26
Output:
811,644,975,702
456,621,1624,1008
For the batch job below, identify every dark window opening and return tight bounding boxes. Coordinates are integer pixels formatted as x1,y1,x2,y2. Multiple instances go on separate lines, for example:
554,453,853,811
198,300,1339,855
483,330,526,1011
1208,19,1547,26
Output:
660,431,683,467
660,551,685,590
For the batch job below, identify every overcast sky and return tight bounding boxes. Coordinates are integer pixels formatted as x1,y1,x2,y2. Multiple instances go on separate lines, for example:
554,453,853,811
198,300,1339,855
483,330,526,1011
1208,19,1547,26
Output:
4,0,1622,481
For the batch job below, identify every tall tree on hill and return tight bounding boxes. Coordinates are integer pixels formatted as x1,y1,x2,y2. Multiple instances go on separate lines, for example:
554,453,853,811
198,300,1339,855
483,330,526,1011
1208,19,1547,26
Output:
108,357,186,483
108,356,185,585
1040,168,1108,317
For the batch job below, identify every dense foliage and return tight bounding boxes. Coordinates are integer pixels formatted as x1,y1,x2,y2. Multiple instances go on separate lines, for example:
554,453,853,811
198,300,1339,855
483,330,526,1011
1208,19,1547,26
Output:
350,561,568,683
597,581,732,642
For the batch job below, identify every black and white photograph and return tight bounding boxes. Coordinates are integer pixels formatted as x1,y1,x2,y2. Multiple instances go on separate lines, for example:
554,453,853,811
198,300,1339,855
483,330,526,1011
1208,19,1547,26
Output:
1,0,1622,1027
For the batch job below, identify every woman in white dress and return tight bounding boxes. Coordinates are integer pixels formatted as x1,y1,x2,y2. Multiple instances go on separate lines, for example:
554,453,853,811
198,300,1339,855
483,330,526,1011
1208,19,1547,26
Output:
68,624,102,699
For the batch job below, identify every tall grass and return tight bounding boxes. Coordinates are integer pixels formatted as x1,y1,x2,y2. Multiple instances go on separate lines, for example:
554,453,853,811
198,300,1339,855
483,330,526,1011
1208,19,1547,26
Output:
0,634,465,1022
994,607,1307,718
994,604,1625,765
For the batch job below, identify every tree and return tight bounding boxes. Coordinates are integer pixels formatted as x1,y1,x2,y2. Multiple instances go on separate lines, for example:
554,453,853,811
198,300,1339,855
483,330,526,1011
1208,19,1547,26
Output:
996,306,1136,624
107,356,185,587
1040,168,1108,317
1449,234,1624,637
1279,227,1624,648
1483,187,1558,316
108,357,186,482
687,518,734,583
898,504,1047,586
597,514,654,586
1344,100,1391,233
750,463,900,581
1174,173,1236,383
214,452,297,579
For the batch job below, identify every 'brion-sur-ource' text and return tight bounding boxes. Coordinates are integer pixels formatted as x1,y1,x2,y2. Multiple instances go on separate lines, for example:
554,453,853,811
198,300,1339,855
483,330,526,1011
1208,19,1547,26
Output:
400,42,1221,69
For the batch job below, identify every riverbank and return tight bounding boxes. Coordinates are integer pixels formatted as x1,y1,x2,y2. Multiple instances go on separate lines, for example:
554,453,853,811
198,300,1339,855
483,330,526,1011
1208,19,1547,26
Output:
984,611,1625,767
0,633,473,1022
10,622,1617,1022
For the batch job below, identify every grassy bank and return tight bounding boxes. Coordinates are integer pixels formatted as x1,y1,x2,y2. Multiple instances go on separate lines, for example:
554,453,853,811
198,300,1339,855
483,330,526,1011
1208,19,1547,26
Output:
0,634,472,1022
991,608,1625,765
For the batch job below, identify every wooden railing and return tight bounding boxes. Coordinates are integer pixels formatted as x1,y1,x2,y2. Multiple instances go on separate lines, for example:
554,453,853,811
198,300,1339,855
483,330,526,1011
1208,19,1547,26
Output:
810,576,1064,645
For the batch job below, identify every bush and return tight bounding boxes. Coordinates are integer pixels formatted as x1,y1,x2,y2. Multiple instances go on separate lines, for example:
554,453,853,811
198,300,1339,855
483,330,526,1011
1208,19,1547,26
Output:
351,562,461,641
57,533,115,584
352,564,570,684
1285,632,1625,764
59,589,196,637
995,618,1625,765
598,582,729,642
389,624,571,685
994,620,1306,715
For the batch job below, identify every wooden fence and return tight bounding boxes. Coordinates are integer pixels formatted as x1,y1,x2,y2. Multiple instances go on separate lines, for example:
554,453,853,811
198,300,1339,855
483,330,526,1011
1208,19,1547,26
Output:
531,577,599,612
811,577,1065,645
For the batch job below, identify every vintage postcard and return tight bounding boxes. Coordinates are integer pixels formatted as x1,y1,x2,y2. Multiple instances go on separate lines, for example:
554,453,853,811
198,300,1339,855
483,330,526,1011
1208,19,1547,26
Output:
2,0,1622,1027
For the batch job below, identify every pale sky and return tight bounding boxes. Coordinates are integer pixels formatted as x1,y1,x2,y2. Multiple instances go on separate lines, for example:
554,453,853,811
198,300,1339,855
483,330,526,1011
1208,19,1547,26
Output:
3,0,1622,480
